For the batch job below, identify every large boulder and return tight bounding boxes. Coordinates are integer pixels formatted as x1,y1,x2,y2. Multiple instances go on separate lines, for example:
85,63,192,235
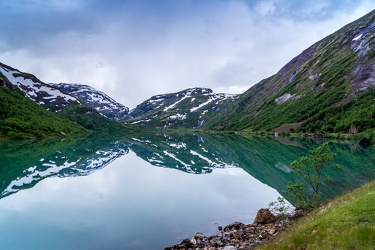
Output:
253,208,276,224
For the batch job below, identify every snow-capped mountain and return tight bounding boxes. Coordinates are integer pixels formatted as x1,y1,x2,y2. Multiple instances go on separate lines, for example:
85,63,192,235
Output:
0,63,80,112
125,88,238,128
0,62,129,121
52,83,129,120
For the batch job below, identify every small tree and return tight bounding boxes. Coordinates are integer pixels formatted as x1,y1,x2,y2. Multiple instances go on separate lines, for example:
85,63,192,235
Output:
287,142,340,209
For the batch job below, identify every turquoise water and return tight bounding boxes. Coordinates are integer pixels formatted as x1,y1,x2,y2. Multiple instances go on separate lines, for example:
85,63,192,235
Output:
0,134,374,249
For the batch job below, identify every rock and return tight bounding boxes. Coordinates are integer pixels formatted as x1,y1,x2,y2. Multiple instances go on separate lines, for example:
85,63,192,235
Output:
253,208,276,224
224,222,246,231
165,208,299,249
191,232,205,245
349,124,359,134
223,246,237,250
245,226,255,234
268,228,277,235
233,231,242,239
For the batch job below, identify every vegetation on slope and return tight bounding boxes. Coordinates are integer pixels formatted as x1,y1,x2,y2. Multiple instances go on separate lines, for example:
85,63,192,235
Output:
204,10,375,141
257,180,375,250
300,87,375,135
0,86,86,139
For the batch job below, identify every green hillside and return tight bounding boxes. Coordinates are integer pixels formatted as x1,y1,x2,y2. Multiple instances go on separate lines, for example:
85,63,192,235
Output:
0,85,86,139
205,10,375,142
258,180,375,250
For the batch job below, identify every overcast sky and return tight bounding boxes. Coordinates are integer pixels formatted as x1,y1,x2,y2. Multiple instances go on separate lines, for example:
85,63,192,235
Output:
0,0,374,108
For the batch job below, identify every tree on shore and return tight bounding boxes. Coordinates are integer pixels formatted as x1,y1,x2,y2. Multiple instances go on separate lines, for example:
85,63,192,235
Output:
287,142,341,209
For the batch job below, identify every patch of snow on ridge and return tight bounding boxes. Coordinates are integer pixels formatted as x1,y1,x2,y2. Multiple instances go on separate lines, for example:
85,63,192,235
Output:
148,98,164,104
352,33,363,41
190,98,214,112
169,113,187,120
275,93,301,105
0,67,78,104
164,92,191,111
190,93,237,112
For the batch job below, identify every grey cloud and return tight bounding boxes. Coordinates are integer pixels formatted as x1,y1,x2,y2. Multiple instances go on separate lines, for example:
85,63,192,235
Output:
0,0,374,109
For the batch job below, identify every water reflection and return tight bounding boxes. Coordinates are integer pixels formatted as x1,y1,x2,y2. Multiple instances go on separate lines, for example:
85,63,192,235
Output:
1,133,375,204
128,133,375,203
0,133,374,249
0,135,129,198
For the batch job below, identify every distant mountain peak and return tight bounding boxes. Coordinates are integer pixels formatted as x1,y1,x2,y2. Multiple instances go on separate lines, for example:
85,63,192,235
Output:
125,87,238,128
52,83,130,120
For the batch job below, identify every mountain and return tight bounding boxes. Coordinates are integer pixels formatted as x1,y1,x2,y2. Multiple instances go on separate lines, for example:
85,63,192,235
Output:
0,62,130,121
204,10,375,137
51,83,129,120
0,63,80,112
0,62,131,138
0,69,86,139
125,87,238,129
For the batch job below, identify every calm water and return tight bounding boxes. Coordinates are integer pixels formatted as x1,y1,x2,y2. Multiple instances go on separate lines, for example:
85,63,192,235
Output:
0,134,374,249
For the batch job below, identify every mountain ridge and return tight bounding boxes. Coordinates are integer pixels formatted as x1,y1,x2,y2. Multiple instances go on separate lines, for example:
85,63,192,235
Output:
203,9,375,137
51,83,129,120
124,87,238,129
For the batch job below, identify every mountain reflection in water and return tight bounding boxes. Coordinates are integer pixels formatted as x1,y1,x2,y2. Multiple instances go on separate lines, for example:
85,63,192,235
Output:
1,133,374,205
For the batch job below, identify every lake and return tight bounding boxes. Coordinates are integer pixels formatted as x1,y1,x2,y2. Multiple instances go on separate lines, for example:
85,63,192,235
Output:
0,133,374,249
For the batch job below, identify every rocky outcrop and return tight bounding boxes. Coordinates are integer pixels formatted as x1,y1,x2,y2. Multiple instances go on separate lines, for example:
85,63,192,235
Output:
274,93,301,105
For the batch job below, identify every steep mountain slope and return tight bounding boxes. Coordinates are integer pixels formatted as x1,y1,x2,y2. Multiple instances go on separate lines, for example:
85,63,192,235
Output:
0,62,128,137
0,63,80,112
125,88,238,129
52,83,129,120
205,10,375,136
0,72,86,139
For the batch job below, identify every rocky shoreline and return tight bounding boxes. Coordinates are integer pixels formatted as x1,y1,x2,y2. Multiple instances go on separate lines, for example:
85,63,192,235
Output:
165,208,306,250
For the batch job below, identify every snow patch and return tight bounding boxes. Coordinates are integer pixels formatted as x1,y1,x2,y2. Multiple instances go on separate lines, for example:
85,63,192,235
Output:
352,33,363,41
169,113,187,120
